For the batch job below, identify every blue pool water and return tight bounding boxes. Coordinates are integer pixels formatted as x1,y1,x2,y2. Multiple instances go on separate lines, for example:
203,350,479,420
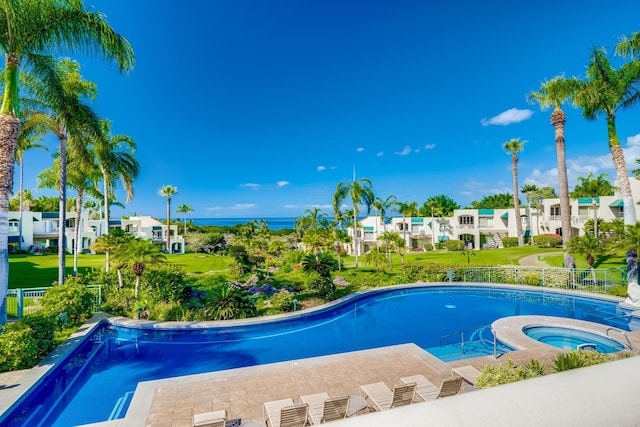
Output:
523,326,626,353
2,285,635,427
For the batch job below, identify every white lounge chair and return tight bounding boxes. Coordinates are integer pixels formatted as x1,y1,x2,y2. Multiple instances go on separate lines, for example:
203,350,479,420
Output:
400,375,463,401
300,392,349,424
263,398,308,427
451,365,482,386
193,409,227,427
359,381,416,411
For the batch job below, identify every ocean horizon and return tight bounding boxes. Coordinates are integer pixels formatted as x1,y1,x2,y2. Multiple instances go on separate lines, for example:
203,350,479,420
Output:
189,217,297,230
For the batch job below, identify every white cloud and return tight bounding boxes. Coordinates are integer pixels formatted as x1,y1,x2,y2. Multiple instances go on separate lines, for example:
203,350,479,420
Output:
356,147,364,152
277,181,289,187
425,144,436,150
317,165,326,172
481,108,534,126
395,145,412,156
241,183,260,189
233,203,254,209
330,166,337,170
377,151,384,157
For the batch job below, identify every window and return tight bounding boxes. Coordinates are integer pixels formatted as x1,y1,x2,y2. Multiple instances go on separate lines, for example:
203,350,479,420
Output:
521,215,529,226
478,217,493,227
8,220,18,231
459,216,474,225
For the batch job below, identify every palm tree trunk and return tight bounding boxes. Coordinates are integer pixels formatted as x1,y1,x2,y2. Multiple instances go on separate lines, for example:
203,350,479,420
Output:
58,135,67,285
18,159,23,250
592,199,598,237
135,275,140,297
610,141,636,225
101,169,110,271
166,198,171,253
73,191,83,275
0,113,20,324
552,109,572,246
353,209,359,267
512,157,523,246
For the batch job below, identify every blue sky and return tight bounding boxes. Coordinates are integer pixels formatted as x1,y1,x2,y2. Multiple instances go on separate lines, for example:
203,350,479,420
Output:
18,0,640,219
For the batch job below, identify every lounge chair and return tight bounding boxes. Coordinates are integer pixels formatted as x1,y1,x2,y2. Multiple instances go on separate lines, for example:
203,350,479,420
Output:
300,392,349,424
451,365,482,386
193,409,227,427
359,381,416,411
399,375,463,402
263,398,308,427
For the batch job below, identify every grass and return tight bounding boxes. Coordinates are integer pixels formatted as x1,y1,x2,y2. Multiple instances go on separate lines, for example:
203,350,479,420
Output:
8,246,628,289
8,252,234,289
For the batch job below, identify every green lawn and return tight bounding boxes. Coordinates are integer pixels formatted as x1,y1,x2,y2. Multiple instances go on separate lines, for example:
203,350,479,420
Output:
8,246,627,289
8,252,234,289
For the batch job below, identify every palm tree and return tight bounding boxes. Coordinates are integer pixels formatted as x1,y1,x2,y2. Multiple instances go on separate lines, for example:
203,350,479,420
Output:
372,195,396,267
521,184,539,207
396,201,418,250
570,173,614,237
93,119,139,240
571,48,640,228
567,234,603,282
329,227,350,271
504,138,526,247
90,228,130,275
362,248,388,272
615,31,640,59
115,238,166,297
333,176,374,267
37,58,100,285
15,113,48,250
158,185,178,253
205,285,257,320
529,76,579,249
0,0,134,323
175,203,193,247
378,231,401,272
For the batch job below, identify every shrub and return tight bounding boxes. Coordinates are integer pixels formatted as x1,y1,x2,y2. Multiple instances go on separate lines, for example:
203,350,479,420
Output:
0,327,38,371
444,240,464,251
476,358,545,388
523,273,541,286
608,286,627,298
40,278,94,324
270,290,295,311
502,237,518,247
536,234,562,248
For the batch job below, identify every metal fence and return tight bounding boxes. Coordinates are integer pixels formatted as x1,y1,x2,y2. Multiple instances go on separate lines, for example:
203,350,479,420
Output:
461,266,626,294
6,285,102,320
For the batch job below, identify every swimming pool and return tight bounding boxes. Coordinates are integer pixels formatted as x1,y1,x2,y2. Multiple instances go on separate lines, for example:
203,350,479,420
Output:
523,326,626,353
2,284,636,427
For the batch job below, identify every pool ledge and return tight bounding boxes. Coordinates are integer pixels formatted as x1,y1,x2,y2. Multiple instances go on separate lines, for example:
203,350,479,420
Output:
492,315,634,354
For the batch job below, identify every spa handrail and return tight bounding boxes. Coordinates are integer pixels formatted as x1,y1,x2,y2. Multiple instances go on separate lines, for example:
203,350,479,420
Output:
605,327,633,351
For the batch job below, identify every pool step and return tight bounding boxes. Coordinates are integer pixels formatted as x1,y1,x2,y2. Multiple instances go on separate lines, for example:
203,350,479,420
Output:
109,391,134,420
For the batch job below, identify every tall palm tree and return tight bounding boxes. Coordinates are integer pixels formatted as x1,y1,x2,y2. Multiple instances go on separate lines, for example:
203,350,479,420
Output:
615,31,640,59
504,138,526,247
159,185,178,253
333,176,374,267
529,76,578,249
15,113,48,250
93,119,139,239
41,59,100,284
37,140,99,276
0,0,134,323
521,184,539,207
175,203,192,246
571,48,640,227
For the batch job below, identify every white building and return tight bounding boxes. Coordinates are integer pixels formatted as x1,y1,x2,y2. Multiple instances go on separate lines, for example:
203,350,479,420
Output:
7,212,185,254
345,178,640,254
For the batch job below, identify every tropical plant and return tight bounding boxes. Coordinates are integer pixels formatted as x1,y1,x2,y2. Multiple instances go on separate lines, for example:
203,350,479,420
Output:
529,76,578,248
115,238,166,297
15,112,48,250
521,184,539,207
567,234,604,280
158,185,178,253
93,119,139,240
176,203,193,248
333,176,374,267
396,201,418,251
301,252,338,278
419,194,460,217
362,248,388,272
90,228,131,275
372,195,397,266
504,138,526,246
570,172,614,237
330,227,351,271
295,207,329,236
205,285,257,320
40,277,94,324
470,193,516,209
476,358,545,389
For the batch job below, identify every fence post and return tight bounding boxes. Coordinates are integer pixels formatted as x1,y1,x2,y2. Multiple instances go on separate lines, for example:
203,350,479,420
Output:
17,289,24,319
